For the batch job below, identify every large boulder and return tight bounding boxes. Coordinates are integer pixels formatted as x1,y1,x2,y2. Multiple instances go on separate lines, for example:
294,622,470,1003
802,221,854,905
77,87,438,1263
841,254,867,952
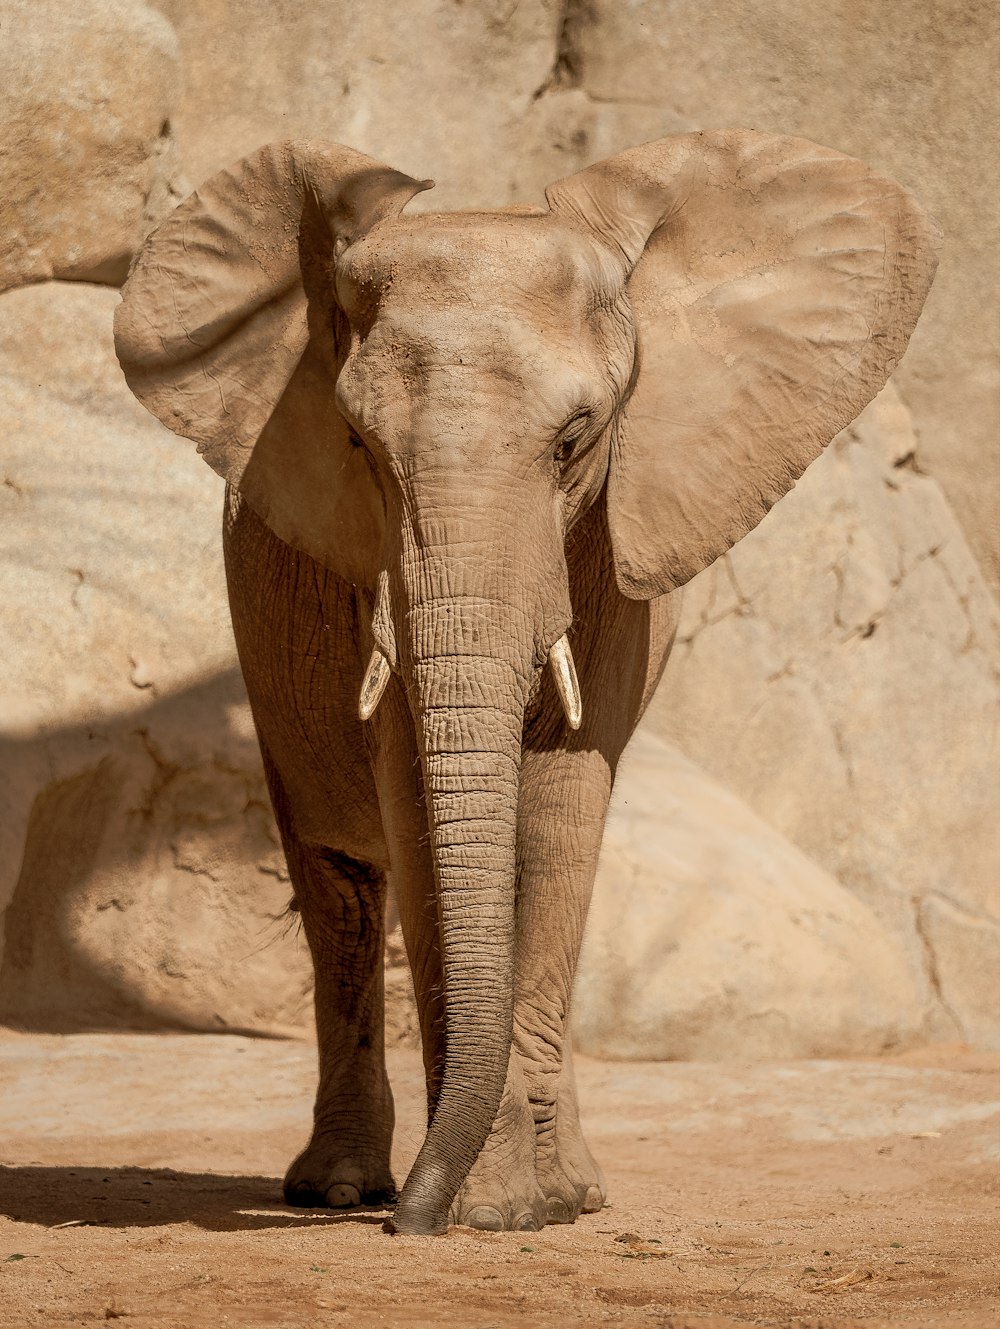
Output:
573,732,928,1060
0,283,311,1032
0,0,185,292
647,387,1000,1046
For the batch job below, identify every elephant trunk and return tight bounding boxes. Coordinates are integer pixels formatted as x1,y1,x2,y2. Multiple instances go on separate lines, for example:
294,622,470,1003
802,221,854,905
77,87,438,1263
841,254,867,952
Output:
389,507,544,1235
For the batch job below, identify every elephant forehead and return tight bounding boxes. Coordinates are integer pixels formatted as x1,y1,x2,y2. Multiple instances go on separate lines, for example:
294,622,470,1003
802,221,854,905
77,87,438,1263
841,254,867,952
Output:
362,307,594,380
336,313,594,441
339,211,618,314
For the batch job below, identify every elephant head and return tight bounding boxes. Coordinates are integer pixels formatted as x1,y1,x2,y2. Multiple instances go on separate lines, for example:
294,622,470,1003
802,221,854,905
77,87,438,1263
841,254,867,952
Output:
114,132,940,1233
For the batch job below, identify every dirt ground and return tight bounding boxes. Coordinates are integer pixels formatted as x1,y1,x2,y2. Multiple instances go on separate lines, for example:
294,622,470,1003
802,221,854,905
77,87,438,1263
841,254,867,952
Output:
0,1032,997,1328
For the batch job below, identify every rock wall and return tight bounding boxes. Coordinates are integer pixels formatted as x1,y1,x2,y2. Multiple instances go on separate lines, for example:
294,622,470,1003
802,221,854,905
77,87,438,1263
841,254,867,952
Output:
574,733,930,1061
1,0,997,1054
0,284,311,1033
645,386,1000,1047
0,0,186,291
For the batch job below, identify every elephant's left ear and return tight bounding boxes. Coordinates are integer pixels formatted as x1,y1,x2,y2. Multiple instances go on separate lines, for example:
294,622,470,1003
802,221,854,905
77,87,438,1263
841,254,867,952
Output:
546,131,942,598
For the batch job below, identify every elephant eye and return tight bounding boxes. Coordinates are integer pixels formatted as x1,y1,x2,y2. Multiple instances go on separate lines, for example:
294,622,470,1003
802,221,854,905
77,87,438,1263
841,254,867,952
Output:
555,411,592,464
348,429,364,449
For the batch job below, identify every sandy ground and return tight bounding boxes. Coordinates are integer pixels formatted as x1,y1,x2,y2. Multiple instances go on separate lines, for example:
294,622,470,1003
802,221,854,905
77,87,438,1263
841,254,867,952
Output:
0,1033,997,1328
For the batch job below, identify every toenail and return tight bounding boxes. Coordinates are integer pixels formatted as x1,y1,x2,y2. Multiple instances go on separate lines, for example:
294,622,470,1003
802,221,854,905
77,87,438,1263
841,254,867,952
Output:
464,1205,505,1231
583,1186,605,1212
515,1213,539,1231
545,1197,573,1223
325,1183,361,1208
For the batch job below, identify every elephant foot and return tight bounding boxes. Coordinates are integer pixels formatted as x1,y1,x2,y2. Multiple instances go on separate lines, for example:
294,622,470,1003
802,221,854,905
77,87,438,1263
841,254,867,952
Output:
449,1081,548,1232
532,1100,607,1223
283,1137,396,1210
535,1145,606,1223
527,1049,607,1221
450,1166,548,1233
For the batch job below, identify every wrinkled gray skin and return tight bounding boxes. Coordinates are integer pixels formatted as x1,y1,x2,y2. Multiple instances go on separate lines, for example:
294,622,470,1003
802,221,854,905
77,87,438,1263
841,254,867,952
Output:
115,133,940,1235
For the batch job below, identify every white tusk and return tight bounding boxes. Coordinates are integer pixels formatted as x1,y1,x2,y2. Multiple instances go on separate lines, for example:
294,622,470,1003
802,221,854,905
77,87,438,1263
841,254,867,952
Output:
549,634,582,730
371,568,398,668
358,648,391,721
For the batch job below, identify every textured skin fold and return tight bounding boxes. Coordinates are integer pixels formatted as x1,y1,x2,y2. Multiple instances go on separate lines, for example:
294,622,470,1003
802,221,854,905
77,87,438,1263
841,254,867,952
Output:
547,130,942,597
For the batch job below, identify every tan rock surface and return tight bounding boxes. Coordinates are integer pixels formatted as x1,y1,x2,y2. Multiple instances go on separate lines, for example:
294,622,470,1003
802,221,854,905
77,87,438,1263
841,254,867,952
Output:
153,0,689,210
648,386,1000,1045
574,732,928,1061
0,0,186,291
0,283,311,1032
155,0,562,208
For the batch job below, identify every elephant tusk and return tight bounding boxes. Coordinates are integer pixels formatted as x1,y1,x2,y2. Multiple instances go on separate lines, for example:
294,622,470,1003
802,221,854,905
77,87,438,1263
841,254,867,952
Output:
549,634,582,730
358,647,391,721
371,568,398,668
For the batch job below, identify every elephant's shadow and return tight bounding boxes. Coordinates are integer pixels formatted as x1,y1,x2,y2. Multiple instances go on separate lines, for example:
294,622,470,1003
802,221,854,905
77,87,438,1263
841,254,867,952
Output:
0,1164,389,1232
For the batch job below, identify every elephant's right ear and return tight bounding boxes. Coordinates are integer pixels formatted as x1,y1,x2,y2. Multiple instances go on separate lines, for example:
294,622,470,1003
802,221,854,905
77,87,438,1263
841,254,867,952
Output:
114,139,431,488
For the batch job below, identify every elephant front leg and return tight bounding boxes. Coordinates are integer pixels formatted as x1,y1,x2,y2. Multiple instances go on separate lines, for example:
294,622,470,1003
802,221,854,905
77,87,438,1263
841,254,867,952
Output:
513,745,613,1223
268,766,395,1208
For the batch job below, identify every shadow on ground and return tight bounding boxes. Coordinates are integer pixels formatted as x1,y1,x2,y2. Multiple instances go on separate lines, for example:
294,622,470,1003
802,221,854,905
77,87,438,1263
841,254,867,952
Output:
0,1165,390,1233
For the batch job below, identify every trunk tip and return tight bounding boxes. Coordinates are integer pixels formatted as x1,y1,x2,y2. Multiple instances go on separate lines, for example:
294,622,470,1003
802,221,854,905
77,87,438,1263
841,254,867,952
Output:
388,1202,450,1237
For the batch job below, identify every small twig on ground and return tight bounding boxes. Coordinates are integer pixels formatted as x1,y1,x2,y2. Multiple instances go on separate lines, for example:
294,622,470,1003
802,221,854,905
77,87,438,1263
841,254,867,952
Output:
734,1262,771,1292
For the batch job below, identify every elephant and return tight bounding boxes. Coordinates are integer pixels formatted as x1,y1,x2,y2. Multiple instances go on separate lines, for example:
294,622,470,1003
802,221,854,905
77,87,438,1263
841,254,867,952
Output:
114,130,940,1236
